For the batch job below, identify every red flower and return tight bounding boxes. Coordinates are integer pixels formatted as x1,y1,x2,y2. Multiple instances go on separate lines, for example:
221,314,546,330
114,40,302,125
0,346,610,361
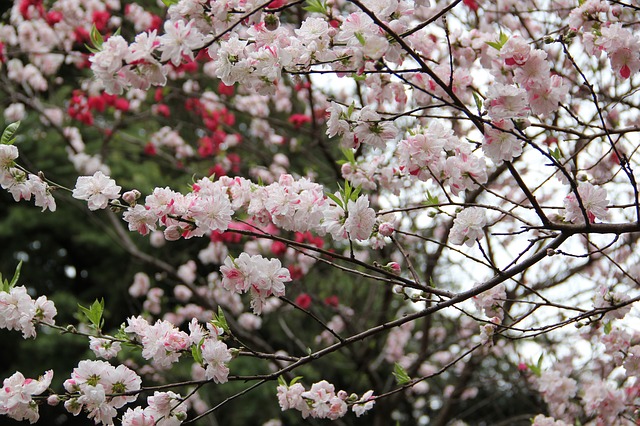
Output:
218,82,235,97
295,293,312,310
288,114,312,128
324,295,339,307
463,0,479,11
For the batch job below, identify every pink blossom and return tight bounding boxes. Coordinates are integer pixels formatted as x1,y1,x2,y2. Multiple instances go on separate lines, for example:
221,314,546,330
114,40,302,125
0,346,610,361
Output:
159,19,207,66
345,195,376,241
200,338,232,383
486,83,529,120
352,390,375,417
88,337,122,360
563,182,609,224
482,121,522,164
72,171,122,211
450,207,486,247
0,370,53,423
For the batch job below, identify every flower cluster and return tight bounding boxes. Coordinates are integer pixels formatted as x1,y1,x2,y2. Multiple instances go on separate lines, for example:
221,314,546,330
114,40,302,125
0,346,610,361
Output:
121,391,187,426
220,253,292,314
0,370,53,423
124,316,190,368
277,380,375,419
397,121,488,196
0,144,56,212
322,194,377,242
449,207,487,247
63,360,141,425
0,285,56,338
563,182,609,224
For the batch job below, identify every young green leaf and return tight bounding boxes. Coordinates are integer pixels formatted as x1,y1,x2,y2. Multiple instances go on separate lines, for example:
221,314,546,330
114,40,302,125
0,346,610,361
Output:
211,306,230,334
423,190,439,207
549,147,562,161
8,261,22,289
341,147,356,164
290,376,304,386
473,92,483,112
486,31,509,51
78,298,105,329
192,338,205,365
302,0,327,15
392,362,411,385
90,24,104,50
2,121,20,145
527,353,544,377
326,191,344,210
277,375,287,387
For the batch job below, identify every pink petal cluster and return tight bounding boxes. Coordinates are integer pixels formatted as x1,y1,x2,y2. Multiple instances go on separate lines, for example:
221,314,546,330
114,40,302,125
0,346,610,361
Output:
0,145,56,212
63,360,141,425
0,285,56,338
0,370,53,423
220,253,291,314
121,391,187,426
277,380,374,419
72,171,122,211
449,207,487,247
397,121,488,196
563,182,609,224
124,316,190,368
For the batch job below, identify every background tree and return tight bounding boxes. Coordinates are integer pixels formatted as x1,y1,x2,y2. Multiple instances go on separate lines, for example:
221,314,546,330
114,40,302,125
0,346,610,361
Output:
0,0,639,425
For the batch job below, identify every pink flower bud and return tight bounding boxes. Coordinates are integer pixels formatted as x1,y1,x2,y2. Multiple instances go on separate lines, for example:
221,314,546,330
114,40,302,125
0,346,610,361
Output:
122,189,141,205
47,395,60,406
385,262,401,275
378,222,394,237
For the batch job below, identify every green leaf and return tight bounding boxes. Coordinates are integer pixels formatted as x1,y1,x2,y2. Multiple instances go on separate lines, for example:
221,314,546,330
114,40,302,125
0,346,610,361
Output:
161,0,179,5
486,31,509,51
347,102,355,118
392,362,411,385
527,353,544,377
8,261,22,289
350,185,361,202
302,0,327,14
90,24,104,50
2,121,20,145
354,32,366,46
326,191,344,210
290,376,303,386
192,338,205,365
604,321,612,335
423,190,439,207
549,147,562,161
341,148,356,164
472,92,483,112
277,375,287,387
78,298,105,329
211,306,230,334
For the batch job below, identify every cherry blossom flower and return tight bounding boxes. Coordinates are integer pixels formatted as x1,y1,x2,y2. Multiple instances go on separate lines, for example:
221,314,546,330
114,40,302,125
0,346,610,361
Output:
344,195,376,241
482,121,523,164
449,207,486,247
159,19,207,66
0,370,53,423
72,171,122,211
352,390,375,417
200,338,232,383
0,285,56,338
486,83,529,120
563,182,609,224
88,337,122,360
